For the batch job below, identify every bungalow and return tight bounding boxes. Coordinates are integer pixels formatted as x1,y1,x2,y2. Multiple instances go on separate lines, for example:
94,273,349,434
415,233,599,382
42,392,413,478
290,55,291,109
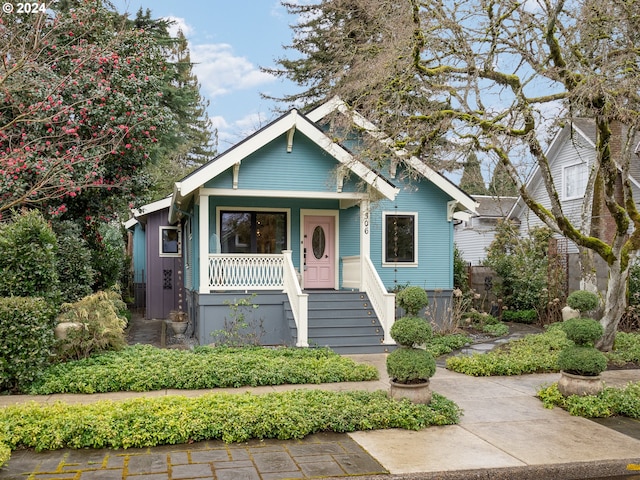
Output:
128,98,477,353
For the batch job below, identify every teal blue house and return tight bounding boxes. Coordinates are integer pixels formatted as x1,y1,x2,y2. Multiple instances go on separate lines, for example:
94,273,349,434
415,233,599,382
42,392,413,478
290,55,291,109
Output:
129,98,477,353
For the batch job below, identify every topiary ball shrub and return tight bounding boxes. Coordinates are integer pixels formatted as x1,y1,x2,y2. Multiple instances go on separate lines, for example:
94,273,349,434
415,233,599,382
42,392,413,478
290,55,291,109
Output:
390,316,432,347
557,346,608,376
566,290,599,313
386,347,436,383
396,286,428,316
561,318,603,346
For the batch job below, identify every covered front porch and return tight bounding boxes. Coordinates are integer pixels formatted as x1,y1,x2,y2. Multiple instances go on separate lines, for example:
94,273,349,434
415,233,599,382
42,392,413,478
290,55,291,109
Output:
193,195,395,349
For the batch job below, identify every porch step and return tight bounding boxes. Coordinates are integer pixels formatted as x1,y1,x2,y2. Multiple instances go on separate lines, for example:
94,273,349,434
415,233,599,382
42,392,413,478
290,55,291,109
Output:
285,291,393,354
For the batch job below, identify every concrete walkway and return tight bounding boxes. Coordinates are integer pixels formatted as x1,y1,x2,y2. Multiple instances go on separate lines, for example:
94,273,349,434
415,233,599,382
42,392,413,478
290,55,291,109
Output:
1,319,640,479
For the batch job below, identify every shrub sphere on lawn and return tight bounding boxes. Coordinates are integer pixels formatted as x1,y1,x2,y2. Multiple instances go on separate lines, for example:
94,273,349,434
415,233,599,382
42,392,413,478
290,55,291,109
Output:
396,286,429,316
386,347,436,383
557,345,608,376
390,316,432,347
561,318,604,346
566,290,599,313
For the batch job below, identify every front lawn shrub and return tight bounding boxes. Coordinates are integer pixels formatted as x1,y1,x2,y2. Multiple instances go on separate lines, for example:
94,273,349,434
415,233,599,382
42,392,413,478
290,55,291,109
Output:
0,297,55,393
0,210,60,303
557,346,608,376
27,345,380,394
566,290,599,314
90,222,126,291
502,309,537,324
561,318,603,346
54,289,129,361
0,390,461,461
427,334,470,357
386,347,436,383
53,221,95,304
390,316,432,347
482,322,509,337
396,286,428,315
538,382,640,419
446,326,640,376
445,325,571,376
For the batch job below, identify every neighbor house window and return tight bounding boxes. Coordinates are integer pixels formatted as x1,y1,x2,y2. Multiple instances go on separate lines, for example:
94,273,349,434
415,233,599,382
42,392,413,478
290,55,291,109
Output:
383,212,417,264
564,162,588,200
220,211,287,254
160,226,181,257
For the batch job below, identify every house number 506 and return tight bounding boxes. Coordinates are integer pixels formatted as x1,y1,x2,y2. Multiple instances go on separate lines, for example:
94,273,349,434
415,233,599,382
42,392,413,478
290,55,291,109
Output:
363,212,369,235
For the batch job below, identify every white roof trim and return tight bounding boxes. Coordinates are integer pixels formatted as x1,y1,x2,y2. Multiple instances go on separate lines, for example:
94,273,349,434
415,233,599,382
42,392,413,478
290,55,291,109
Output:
308,97,478,213
173,107,398,204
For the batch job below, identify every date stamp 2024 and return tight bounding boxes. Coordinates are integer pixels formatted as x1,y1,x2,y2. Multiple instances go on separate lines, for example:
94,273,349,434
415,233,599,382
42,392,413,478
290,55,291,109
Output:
2,2,46,14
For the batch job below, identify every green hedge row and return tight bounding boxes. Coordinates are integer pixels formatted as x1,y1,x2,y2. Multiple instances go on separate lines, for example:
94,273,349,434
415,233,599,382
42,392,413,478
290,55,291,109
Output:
0,390,461,466
538,382,640,418
446,328,640,376
27,345,380,394
0,297,55,393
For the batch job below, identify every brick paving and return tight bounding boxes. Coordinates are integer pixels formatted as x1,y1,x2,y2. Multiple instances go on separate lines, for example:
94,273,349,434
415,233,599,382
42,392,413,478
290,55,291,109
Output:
0,433,387,480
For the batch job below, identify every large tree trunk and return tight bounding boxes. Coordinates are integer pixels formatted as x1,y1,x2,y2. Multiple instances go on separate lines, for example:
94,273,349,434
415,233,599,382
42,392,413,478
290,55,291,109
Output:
596,259,628,352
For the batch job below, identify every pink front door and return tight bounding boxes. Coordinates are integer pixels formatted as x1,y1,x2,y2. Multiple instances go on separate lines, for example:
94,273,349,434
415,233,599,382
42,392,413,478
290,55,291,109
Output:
303,216,335,289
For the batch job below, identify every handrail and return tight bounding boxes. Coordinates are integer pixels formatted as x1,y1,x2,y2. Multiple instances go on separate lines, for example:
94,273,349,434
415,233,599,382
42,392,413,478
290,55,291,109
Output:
282,250,308,347
362,256,396,344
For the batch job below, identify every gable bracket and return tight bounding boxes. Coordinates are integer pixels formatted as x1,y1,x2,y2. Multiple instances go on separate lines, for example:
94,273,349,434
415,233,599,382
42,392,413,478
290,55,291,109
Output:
287,125,296,153
447,201,457,222
233,162,241,189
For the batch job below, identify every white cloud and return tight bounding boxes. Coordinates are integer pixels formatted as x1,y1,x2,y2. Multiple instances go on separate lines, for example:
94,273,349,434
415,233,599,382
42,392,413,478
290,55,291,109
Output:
163,16,193,38
191,44,277,98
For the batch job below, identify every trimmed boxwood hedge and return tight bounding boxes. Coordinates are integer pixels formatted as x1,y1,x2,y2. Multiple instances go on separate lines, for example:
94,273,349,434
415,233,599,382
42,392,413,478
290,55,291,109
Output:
0,390,462,466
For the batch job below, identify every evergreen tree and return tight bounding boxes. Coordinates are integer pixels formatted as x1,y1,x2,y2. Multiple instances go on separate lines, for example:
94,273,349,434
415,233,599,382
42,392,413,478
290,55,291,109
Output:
130,11,217,200
488,162,519,197
459,153,487,195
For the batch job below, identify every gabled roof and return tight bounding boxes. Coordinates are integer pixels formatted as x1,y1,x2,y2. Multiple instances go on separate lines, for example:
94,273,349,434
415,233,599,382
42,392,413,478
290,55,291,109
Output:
307,97,478,214
169,106,400,222
125,196,172,229
509,119,640,219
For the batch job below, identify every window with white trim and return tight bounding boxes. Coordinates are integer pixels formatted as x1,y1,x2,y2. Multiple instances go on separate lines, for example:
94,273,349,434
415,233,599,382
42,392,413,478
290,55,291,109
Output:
159,226,181,257
220,210,287,254
563,162,588,200
383,212,417,265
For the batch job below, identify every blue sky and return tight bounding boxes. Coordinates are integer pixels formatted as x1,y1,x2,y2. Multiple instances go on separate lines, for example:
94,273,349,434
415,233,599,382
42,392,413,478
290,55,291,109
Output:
113,0,302,151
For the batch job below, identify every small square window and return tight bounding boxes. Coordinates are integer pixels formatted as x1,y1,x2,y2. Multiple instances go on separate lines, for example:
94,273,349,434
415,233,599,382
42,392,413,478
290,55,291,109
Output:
160,227,181,257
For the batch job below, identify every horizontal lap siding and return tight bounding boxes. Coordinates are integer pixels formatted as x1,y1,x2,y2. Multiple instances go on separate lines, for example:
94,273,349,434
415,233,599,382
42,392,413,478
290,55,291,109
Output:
519,134,593,255
370,174,454,291
206,134,352,192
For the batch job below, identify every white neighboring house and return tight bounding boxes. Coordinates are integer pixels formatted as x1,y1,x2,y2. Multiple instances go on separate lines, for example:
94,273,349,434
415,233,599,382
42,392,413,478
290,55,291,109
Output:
509,119,640,292
454,195,518,266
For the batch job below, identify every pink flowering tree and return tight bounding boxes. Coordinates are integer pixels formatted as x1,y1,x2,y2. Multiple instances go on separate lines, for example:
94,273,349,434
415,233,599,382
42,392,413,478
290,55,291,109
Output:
0,2,170,220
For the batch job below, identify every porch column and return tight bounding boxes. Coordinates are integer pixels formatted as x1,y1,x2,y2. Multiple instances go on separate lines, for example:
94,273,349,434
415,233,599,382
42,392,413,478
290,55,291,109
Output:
198,193,210,294
359,199,370,291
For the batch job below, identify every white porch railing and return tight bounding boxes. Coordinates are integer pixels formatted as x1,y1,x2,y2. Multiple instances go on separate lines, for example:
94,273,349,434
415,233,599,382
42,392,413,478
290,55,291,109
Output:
282,250,308,347
361,256,396,344
208,254,284,290
207,252,308,347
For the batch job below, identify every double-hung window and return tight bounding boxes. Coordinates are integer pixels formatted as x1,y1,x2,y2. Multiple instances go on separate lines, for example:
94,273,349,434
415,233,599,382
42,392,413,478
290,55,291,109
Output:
383,212,417,265
564,162,588,200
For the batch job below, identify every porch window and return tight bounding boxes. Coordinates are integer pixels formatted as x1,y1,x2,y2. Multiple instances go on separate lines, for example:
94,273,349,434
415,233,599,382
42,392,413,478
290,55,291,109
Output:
563,162,588,200
160,226,181,257
383,212,417,265
220,211,287,254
